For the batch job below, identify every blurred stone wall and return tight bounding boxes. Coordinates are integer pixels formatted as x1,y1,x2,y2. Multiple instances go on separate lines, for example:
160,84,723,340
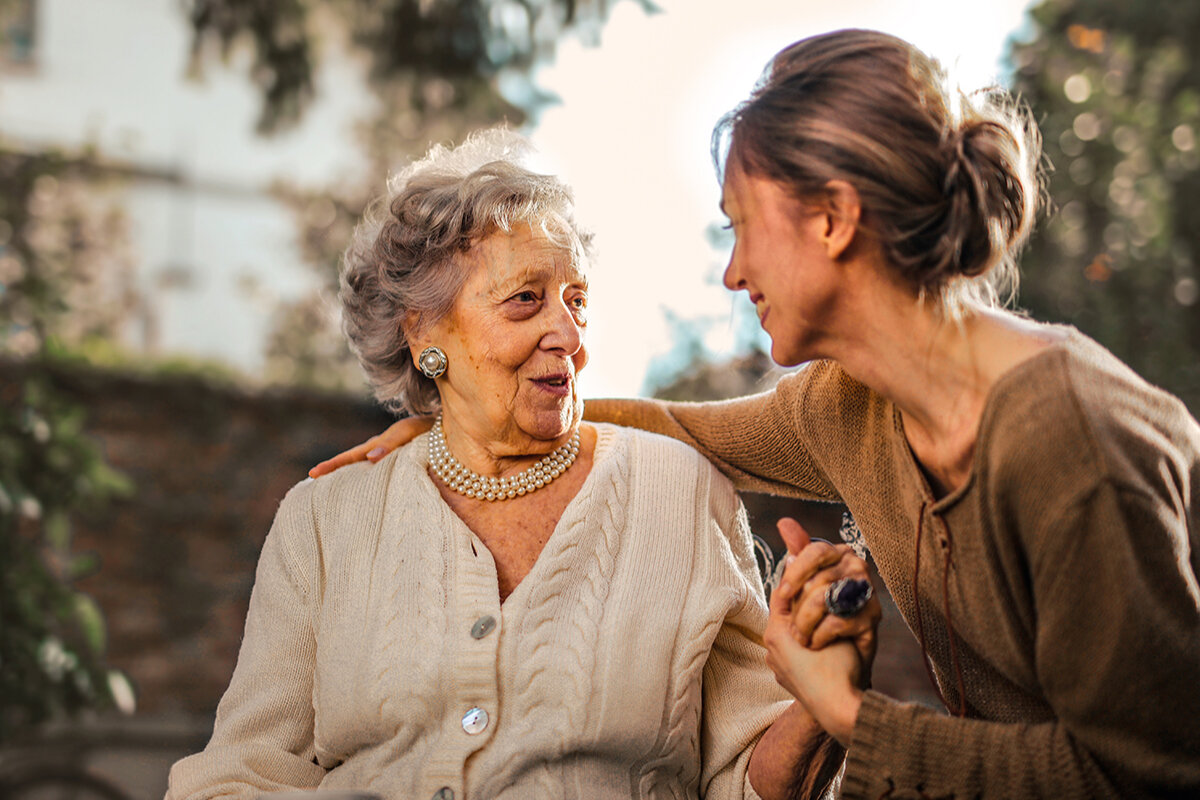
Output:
3,362,394,718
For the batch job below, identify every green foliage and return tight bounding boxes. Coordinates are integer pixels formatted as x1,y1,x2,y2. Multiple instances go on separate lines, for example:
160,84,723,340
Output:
0,374,133,741
1010,0,1200,412
188,0,657,133
0,146,134,740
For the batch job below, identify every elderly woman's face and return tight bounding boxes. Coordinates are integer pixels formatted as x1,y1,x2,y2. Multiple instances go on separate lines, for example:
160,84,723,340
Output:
426,222,588,446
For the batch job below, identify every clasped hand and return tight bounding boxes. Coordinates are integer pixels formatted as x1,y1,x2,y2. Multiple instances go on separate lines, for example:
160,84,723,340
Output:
763,517,881,747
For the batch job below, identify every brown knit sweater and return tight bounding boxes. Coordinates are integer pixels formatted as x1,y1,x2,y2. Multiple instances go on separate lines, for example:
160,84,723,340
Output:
587,327,1200,799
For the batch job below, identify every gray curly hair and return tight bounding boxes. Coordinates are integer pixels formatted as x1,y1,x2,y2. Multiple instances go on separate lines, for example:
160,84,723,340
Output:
339,128,593,416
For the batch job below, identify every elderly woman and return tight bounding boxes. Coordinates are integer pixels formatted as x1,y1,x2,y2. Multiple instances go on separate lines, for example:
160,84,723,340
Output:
166,130,849,800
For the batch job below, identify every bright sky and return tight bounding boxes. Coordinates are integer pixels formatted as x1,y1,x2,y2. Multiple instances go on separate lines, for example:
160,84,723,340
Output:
527,0,1034,397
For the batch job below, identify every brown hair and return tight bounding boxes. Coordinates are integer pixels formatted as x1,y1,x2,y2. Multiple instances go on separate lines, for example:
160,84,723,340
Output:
340,129,591,415
715,29,1043,310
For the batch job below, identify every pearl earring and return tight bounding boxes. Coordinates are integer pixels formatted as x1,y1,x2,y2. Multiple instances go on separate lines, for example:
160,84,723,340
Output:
417,346,448,379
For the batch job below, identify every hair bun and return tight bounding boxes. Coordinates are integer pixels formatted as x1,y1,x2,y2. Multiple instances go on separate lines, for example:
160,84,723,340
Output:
935,113,1037,283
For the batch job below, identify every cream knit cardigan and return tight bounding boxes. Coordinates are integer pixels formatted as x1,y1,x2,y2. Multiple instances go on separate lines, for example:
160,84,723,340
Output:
167,424,792,800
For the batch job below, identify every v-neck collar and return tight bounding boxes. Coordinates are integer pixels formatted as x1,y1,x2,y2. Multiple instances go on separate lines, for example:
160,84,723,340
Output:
400,423,621,607
888,327,1079,513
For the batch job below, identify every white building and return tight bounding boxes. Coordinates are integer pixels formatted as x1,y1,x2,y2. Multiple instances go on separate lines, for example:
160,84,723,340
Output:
0,0,374,374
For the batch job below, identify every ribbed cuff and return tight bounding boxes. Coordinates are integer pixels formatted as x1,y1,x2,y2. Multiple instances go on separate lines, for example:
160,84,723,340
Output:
840,689,895,799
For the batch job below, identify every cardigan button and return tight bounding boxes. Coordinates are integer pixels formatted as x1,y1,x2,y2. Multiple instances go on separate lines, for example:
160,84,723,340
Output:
462,706,489,734
432,788,454,800
470,615,496,639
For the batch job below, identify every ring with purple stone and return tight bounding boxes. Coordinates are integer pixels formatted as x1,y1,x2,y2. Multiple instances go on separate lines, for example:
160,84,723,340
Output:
824,577,873,618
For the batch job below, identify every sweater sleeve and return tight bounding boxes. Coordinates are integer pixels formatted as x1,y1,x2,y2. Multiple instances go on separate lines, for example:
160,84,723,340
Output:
697,467,841,800
842,478,1200,799
585,370,838,500
166,481,327,800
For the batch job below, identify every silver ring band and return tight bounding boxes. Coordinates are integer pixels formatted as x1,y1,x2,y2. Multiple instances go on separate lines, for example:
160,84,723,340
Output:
824,577,873,618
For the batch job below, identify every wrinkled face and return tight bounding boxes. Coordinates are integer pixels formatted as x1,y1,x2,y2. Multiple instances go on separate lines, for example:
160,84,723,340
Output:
421,222,589,448
721,163,839,367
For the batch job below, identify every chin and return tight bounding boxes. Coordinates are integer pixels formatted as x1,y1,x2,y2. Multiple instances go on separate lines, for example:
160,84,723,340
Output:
769,343,804,368
520,404,578,442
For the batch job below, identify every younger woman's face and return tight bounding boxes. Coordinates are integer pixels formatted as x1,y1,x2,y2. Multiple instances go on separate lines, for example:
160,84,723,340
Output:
721,163,841,367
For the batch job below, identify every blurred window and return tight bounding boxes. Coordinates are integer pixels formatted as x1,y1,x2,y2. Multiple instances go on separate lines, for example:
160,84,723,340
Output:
1,0,36,68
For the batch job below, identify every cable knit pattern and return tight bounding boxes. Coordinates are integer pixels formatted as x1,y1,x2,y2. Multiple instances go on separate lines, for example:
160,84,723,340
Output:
481,426,629,798
586,326,1200,800
166,424,792,800
633,611,720,799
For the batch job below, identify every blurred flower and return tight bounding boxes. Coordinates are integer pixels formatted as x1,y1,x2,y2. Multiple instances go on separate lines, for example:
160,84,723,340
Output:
1173,124,1195,152
107,671,137,715
19,495,42,520
37,637,78,682
1175,277,1198,306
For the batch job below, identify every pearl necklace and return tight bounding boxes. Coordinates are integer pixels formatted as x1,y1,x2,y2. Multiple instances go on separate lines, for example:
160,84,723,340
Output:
428,415,580,501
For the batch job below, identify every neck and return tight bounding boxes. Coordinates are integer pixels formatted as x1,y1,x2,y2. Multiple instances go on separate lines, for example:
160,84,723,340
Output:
818,273,1056,492
429,415,581,501
437,409,577,479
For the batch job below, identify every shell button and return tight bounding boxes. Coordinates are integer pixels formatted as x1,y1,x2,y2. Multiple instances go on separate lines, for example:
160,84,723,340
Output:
470,615,497,639
462,706,489,735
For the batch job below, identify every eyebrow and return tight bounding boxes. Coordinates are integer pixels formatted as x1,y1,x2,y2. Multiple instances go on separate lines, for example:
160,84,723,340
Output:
491,264,589,293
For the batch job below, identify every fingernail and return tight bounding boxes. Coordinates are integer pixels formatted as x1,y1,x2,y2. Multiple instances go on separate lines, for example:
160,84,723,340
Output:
779,580,793,597
367,447,386,460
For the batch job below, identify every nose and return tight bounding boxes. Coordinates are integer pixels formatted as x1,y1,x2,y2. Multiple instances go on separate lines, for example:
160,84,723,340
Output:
540,295,584,355
723,247,744,292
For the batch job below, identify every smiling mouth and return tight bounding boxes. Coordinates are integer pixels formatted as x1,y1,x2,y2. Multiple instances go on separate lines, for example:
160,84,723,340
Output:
532,374,571,389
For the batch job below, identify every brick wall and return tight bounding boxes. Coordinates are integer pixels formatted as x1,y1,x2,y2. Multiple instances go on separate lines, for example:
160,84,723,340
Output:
10,362,938,721
7,362,394,717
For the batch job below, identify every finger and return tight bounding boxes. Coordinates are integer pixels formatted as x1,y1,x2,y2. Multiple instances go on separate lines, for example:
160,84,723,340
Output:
309,438,380,478
808,599,879,650
769,569,795,618
811,592,878,652
787,542,853,587
777,517,811,557
790,561,872,642
790,576,839,644
369,417,436,461
308,417,434,478
389,416,435,445
777,541,848,605
774,517,817,605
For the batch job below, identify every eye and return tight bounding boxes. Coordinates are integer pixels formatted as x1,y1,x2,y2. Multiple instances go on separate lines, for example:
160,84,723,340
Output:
513,290,538,303
570,294,587,309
